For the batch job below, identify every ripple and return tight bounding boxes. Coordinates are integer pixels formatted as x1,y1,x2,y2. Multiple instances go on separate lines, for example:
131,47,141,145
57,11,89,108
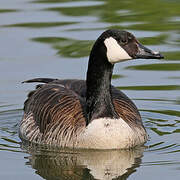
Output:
163,51,180,61
168,76,180,79
164,146,180,154
32,36,93,58
112,74,125,79
148,143,177,151
129,21,180,32
142,109,180,117
134,98,176,103
44,2,104,16
142,160,180,166
0,108,22,152
117,85,180,91
34,0,102,5
126,63,180,71
2,21,78,29
146,141,180,154
150,127,172,136
138,34,168,45
0,135,21,153
0,9,19,13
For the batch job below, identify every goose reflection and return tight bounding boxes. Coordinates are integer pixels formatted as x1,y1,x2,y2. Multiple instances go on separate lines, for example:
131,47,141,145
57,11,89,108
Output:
23,144,145,180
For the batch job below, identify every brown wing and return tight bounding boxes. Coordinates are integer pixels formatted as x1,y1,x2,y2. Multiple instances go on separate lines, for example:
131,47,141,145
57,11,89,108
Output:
22,79,143,145
22,81,87,145
49,79,87,98
111,87,143,128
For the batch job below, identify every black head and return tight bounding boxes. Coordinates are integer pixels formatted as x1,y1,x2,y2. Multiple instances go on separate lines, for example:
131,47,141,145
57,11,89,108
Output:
94,29,164,63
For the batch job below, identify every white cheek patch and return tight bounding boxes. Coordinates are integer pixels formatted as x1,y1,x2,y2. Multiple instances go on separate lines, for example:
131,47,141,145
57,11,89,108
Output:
104,37,132,63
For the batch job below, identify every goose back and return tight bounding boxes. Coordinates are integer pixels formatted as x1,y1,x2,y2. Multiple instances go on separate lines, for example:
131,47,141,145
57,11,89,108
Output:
20,79,144,147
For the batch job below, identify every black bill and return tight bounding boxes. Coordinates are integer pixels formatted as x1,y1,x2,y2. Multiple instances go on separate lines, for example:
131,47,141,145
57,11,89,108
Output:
135,43,164,59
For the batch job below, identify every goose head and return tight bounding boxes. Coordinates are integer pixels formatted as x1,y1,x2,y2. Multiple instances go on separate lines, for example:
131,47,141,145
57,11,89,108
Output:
93,29,164,64
86,29,164,122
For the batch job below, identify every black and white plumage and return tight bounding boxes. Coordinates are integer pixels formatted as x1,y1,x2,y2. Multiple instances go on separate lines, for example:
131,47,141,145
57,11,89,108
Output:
19,29,163,149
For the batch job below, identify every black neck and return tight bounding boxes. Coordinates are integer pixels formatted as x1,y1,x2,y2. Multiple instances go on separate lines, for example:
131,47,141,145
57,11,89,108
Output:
86,42,118,124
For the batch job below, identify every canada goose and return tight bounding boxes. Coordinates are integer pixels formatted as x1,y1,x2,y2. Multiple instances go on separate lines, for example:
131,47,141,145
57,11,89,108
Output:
26,148,144,179
19,29,163,149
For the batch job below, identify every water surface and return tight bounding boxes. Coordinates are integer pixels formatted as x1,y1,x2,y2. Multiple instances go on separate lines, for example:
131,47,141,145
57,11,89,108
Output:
0,0,180,179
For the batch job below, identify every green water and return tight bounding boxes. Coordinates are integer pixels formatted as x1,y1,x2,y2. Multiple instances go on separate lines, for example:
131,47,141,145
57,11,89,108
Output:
0,0,180,179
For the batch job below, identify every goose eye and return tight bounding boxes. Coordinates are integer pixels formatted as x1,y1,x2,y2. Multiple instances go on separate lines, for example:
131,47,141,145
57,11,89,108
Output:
119,38,128,45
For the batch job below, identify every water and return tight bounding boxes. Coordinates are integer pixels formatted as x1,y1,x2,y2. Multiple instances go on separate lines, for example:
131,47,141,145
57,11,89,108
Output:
0,0,180,179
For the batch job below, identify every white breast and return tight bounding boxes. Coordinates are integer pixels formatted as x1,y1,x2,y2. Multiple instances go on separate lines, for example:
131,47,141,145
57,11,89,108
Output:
76,117,147,149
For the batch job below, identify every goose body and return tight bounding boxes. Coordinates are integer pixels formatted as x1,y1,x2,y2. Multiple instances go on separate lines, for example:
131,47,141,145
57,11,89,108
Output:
19,29,163,149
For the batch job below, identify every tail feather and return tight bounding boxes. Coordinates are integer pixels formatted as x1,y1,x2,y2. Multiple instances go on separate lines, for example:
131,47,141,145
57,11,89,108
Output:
22,78,58,84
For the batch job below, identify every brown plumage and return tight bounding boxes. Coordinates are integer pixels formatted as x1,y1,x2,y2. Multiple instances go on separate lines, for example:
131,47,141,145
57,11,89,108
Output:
20,29,163,149
20,79,142,146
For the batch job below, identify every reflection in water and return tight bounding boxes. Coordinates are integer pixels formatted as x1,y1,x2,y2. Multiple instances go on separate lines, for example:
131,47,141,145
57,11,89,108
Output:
22,144,144,180
0,9,19,13
32,37,93,58
117,85,180,91
126,63,180,71
3,21,78,29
